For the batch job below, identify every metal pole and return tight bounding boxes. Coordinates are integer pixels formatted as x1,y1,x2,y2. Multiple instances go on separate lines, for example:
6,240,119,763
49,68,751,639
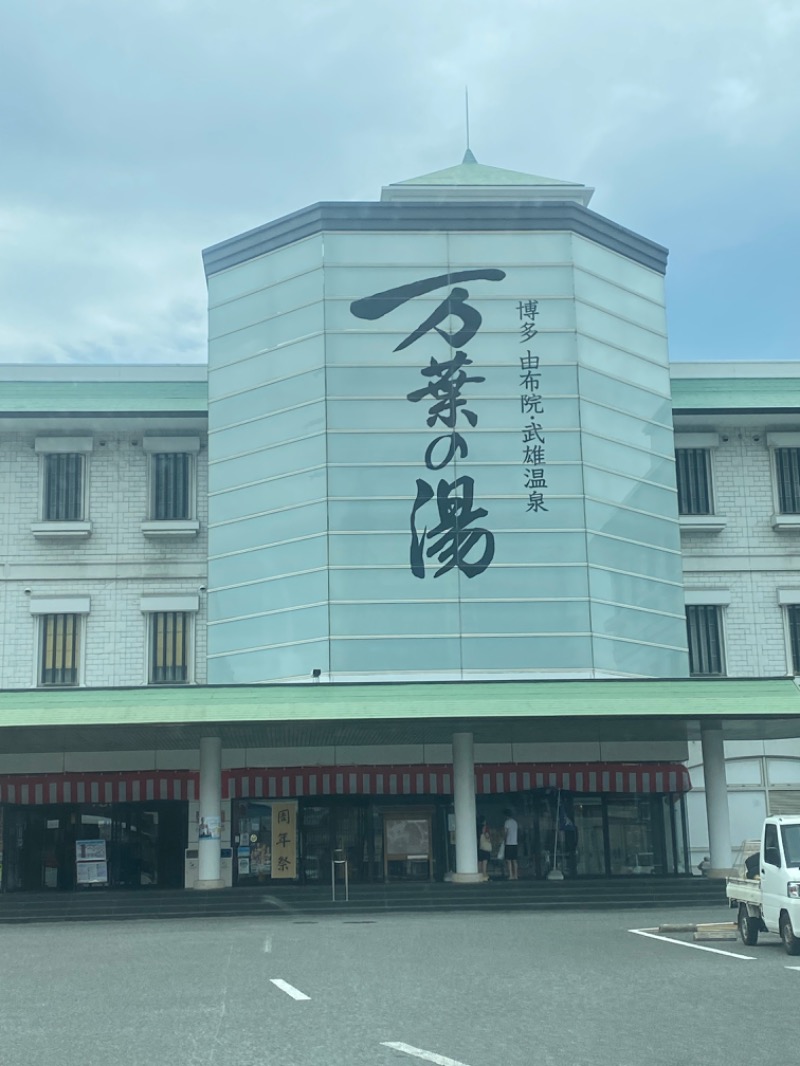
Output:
331,850,348,902
547,789,565,880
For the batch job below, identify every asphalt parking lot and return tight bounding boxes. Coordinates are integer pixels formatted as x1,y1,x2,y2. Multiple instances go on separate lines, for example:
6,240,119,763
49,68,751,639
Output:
1,903,796,1066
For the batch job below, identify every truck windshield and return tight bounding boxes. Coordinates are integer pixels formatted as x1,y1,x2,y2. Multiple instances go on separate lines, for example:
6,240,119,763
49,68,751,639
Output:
781,825,800,867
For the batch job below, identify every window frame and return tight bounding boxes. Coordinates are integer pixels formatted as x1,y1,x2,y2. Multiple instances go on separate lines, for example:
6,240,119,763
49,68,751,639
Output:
764,822,781,867
767,433,800,529
773,446,800,515
784,603,800,676
141,436,201,538
685,604,726,677
40,452,88,522
673,433,725,532
146,610,193,686
675,447,715,517
32,436,93,539
148,451,196,522
36,612,84,688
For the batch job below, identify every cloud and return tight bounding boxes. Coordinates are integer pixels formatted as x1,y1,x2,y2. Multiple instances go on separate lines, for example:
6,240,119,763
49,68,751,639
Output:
1,0,799,363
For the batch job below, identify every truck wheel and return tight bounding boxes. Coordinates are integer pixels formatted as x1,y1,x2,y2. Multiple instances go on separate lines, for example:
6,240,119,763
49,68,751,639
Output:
780,913,800,956
738,906,759,946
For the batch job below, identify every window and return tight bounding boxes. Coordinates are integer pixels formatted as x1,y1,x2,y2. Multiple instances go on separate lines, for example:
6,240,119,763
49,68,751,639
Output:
149,611,189,684
764,822,781,867
676,449,712,515
43,453,85,521
787,606,800,675
151,452,192,520
774,448,800,514
33,437,93,538
39,613,81,686
782,824,800,868
673,434,725,531
141,436,200,536
685,605,725,676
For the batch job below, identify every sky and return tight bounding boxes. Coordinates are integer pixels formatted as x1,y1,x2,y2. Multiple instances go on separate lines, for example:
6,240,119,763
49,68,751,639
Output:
1,0,798,366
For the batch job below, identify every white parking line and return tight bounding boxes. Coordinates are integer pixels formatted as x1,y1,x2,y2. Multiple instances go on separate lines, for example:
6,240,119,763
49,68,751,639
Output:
786,965,800,971
381,1041,472,1066
629,928,756,960
263,936,272,953
270,978,310,1001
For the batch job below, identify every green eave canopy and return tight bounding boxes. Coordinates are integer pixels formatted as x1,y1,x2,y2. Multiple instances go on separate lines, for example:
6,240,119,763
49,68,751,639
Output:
671,377,800,412
1,679,799,752
0,381,208,416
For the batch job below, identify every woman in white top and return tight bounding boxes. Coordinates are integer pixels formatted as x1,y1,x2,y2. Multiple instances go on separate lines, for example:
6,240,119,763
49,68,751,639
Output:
503,809,519,880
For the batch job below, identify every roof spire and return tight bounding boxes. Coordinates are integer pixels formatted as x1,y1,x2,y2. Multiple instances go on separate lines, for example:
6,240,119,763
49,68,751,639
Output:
462,87,477,164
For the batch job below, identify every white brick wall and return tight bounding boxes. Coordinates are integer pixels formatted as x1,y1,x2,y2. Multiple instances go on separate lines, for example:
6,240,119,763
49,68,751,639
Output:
5,417,799,688
0,427,208,687
681,425,800,676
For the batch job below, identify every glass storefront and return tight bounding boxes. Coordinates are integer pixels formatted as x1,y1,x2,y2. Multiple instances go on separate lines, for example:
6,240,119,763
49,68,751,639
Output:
234,797,447,885
467,791,689,880
1,802,187,891
233,791,689,885
0,788,689,890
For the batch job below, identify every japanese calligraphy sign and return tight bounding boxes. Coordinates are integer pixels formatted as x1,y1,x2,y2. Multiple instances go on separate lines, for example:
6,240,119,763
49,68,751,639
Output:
351,270,507,579
270,800,297,879
518,299,548,514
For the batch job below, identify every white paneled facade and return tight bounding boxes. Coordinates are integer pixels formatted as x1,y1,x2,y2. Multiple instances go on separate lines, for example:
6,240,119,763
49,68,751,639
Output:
675,364,800,866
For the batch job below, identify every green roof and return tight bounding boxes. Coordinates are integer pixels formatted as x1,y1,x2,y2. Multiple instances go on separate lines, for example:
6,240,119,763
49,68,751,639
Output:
0,381,207,415
392,160,580,188
1,680,799,752
671,377,800,411
3,373,800,418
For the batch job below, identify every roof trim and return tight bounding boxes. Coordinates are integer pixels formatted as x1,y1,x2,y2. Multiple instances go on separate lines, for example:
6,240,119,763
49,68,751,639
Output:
1,678,798,729
202,201,668,277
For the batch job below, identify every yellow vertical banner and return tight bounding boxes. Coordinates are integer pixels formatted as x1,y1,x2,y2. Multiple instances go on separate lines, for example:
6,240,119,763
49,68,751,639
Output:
271,800,298,879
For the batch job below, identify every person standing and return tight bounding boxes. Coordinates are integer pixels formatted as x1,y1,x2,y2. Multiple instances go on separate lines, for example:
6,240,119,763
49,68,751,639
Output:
503,808,519,880
478,818,492,880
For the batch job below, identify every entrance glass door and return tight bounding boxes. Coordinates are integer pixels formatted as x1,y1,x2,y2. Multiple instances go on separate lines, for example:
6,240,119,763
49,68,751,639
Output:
300,805,330,884
3,807,72,891
297,803,369,885
572,797,606,876
607,798,659,875
234,801,274,884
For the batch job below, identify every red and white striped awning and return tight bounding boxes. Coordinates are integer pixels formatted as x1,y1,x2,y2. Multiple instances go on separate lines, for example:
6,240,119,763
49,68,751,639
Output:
0,771,198,806
226,763,691,798
0,762,690,805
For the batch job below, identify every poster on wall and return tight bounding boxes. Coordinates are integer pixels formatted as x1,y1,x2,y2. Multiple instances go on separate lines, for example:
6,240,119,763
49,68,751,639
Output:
385,817,430,860
250,843,271,876
270,800,297,879
76,861,109,885
76,840,106,862
199,815,221,840
75,839,108,885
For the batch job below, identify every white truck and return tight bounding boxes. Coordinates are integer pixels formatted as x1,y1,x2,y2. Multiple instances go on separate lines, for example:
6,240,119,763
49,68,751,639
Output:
726,815,800,954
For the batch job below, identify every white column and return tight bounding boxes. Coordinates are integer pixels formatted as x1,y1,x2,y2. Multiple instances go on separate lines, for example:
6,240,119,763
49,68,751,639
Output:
701,723,732,876
452,731,482,883
196,736,224,890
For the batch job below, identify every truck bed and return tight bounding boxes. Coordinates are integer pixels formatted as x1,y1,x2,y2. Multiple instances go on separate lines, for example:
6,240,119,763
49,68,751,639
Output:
726,876,761,906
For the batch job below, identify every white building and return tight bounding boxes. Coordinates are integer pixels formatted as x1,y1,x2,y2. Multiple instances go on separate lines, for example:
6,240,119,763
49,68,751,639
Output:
672,362,800,867
1,157,799,894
